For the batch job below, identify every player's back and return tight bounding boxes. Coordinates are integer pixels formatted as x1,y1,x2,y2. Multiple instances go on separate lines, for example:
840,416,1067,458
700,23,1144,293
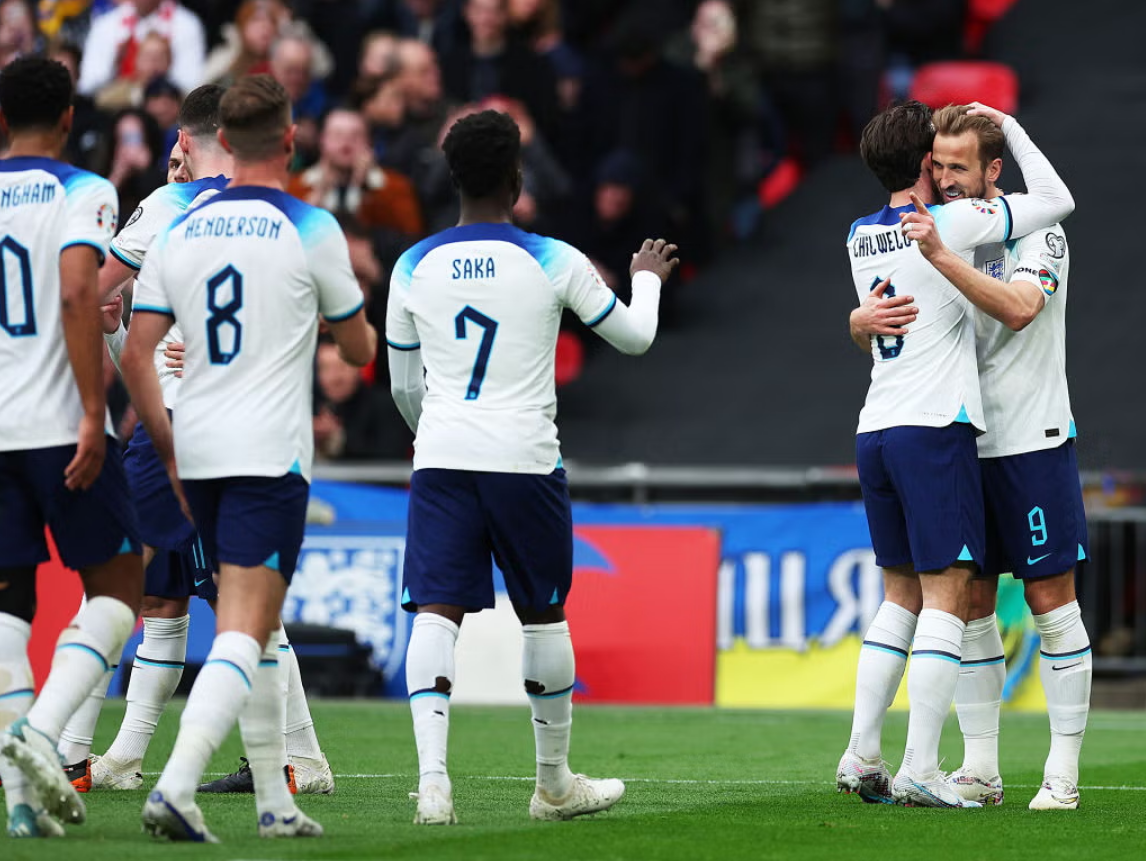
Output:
391,223,577,474
975,225,1073,458
0,157,116,450
142,187,353,481
848,203,983,433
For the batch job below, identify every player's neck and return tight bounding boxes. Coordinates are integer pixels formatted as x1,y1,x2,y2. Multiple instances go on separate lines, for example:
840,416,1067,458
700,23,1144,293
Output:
889,177,934,208
189,155,232,181
457,201,513,227
4,131,63,161
228,160,288,191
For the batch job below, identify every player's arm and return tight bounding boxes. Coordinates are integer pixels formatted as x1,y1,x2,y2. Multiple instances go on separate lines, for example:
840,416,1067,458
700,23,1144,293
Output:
98,252,137,303
326,308,378,368
848,278,917,352
577,239,679,356
903,194,1043,331
385,266,424,433
59,244,109,490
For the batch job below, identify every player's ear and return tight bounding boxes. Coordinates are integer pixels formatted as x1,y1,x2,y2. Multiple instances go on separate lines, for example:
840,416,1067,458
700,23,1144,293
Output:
217,128,234,155
985,157,1002,185
58,105,74,139
177,127,190,155
284,123,297,156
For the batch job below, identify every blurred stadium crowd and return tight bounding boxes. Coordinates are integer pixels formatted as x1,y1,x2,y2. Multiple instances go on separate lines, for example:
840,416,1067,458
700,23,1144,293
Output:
0,0,1011,462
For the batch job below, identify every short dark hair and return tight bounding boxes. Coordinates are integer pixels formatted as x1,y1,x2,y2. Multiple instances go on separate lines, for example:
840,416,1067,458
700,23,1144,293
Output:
0,57,73,133
219,75,291,161
442,109,520,199
179,84,226,140
859,100,935,193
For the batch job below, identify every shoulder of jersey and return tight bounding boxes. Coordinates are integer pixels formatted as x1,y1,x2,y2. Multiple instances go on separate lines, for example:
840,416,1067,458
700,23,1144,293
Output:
23,159,114,196
394,223,570,282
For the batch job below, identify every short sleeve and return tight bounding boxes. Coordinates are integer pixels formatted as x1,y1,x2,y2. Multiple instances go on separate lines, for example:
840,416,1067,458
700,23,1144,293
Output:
62,174,118,264
132,241,174,317
1011,225,1067,299
557,245,618,328
306,211,365,322
386,250,420,350
931,196,1013,252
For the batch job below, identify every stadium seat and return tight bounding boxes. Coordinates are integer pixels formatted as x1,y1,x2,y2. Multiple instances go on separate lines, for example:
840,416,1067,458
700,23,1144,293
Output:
757,157,803,210
909,61,1019,116
965,0,1020,54
555,330,584,387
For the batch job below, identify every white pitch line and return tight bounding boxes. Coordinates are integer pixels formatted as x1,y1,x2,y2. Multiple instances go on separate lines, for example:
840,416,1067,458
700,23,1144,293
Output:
158,772,1146,791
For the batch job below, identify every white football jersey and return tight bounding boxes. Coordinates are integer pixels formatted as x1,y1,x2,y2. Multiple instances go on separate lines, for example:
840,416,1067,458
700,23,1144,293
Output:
133,187,364,481
974,225,1073,458
387,223,618,474
0,157,118,451
112,174,229,409
848,197,1024,433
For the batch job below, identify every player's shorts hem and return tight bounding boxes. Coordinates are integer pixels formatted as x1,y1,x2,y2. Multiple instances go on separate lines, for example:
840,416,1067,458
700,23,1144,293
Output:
400,590,492,614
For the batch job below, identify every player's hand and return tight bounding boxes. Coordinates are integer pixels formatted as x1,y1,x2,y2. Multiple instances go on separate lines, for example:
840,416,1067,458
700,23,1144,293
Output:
164,342,185,378
100,294,124,335
900,193,945,260
630,238,680,283
65,414,106,491
852,278,918,337
966,101,1008,128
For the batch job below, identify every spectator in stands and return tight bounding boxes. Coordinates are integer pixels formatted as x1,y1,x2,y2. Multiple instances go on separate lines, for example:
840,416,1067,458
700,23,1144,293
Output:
0,0,40,68
142,76,183,160
366,0,464,58
569,149,668,304
288,107,423,260
507,0,584,114
440,0,560,144
78,0,207,97
576,11,709,263
49,39,107,170
353,69,421,169
665,0,773,246
393,37,448,144
314,340,412,461
201,0,286,87
95,31,172,111
96,107,166,219
484,95,569,235
359,29,400,80
270,32,329,165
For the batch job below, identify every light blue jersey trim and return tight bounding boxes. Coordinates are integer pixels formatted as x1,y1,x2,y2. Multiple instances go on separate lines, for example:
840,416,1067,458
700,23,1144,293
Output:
1068,420,1078,438
409,691,450,701
204,659,252,689
58,643,109,672
1078,543,1087,561
263,551,281,572
999,196,1014,243
61,239,107,264
862,643,909,659
954,405,971,423
133,303,174,315
386,338,421,351
957,545,974,562
913,652,961,664
0,689,33,700
109,243,141,270
162,185,336,248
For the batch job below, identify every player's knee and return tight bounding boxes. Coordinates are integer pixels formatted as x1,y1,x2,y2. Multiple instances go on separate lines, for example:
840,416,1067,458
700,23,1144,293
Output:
1024,570,1076,616
515,604,566,626
0,569,37,623
141,594,190,618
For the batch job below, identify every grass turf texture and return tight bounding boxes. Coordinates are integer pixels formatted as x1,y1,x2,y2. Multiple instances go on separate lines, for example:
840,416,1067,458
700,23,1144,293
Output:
2,702,1144,859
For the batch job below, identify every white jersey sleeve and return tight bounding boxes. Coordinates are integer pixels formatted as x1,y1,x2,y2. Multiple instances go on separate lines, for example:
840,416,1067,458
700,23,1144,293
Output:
305,210,365,321
555,247,617,325
974,225,1074,458
111,176,229,270
62,172,118,263
133,241,175,316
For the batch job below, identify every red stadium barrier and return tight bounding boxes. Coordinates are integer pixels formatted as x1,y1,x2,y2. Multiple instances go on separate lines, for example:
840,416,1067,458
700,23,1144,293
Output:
28,533,85,691
564,525,721,705
909,61,1019,116
965,0,1020,54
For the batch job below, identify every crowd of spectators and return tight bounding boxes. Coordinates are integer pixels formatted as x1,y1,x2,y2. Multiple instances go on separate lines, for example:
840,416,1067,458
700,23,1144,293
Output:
2,0,977,462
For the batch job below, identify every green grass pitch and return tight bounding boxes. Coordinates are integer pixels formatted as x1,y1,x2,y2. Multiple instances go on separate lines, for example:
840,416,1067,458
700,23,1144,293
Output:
3,701,1144,859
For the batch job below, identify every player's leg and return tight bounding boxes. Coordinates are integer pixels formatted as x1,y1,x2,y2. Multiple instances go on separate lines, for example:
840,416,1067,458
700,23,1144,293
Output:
839,430,919,802
948,576,1005,805
0,442,142,828
401,469,494,825
145,475,320,840
1019,441,1091,810
483,468,625,821
94,583,191,790
883,424,983,808
278,622,335,794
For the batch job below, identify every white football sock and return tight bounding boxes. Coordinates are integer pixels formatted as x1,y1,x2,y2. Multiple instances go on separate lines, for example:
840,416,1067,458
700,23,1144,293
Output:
901,609,964,779
0,613,35,813
104,614,189,766
523,621,576,799
26,596,135,742
240,630,292,815
955,613,1005,777
57,640,124,764
278,625,322,760
406,613,458,793
154,631,260,807
847,601,917,761
1034,600,1091,784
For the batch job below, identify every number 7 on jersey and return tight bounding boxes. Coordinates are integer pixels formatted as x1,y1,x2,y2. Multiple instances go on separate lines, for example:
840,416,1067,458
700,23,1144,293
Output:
455,305,498,400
